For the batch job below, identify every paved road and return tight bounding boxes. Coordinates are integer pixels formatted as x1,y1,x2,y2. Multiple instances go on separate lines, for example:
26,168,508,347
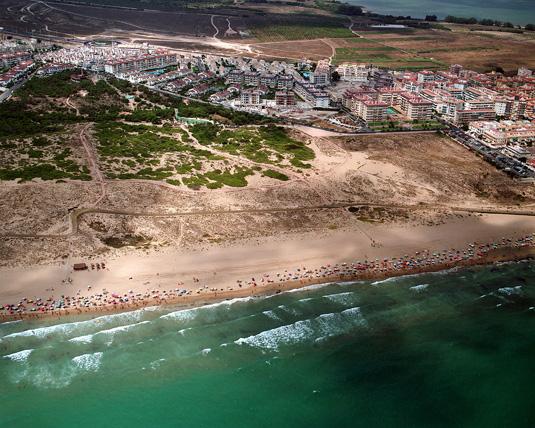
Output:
0,79,25,103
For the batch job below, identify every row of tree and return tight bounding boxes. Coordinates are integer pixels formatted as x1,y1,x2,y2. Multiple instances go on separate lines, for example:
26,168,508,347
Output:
430,15,534,31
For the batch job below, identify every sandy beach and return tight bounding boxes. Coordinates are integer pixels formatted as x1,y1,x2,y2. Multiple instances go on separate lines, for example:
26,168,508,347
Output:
2,212,535,320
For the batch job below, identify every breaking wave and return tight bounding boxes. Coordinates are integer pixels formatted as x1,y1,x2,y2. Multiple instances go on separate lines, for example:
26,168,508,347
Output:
409,284,429,293
161,296,255,322
2,307,158,342
68,321,151,345
262,310,282,321
72,352,103,372
3,348,33,362
497,286,523,296
323,291,357,305
235,306,366,351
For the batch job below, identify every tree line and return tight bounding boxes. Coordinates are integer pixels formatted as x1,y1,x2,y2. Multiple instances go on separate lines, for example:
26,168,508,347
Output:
427,14,534,30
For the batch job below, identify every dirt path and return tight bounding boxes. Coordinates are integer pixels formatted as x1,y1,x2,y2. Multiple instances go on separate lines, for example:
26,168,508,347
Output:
66,96,80,116
210,15,219,39
3,200,535,240
322,38,337,64
78,123,106,207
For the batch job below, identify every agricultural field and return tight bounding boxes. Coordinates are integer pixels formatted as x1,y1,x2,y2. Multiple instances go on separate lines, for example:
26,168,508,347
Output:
249,23,535,71
362,26,535,72
330,36,447,69
251,25,354,42
246,39,334,61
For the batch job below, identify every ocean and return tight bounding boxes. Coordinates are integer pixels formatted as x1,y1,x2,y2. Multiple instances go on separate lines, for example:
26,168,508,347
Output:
352,0,535,25
1,261,535,427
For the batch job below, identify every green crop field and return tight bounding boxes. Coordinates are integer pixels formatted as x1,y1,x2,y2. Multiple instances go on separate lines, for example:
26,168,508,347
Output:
251,25,354,42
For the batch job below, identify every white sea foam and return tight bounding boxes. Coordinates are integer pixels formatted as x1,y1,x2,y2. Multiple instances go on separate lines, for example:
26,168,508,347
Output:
3,307,157,341
10,350,106,389
201,348,211,356
371,269,449,287
150,358,166,370
1,320,22,326
262,310,282,321
235,307,366,351
409,284,429,293
26,366,73,389
316,307,367,336
69,321,150,345
72,352,103,372
98,320,150,336
161,307,198,322
161,296,255,321
235,320,315,351
276,305,300,316
341,306,366,321
298,298,314,303
178,327,192,335
323,291,357,305
371,277,400,286
69,334,94,344
285,282,332,293
497,286,522,296
3,320,91,340
3,348,33,362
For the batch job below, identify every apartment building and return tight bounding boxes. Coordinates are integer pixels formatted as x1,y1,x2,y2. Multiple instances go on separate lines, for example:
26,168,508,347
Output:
277,74,294,89
310,60,331,87
353,98,388,122
469,120,535,147
454,109,496,125
275,90,296,107
260,74,277,88
226,69,244,84
240,88,262,105
243,71,260,86
104,52,178,74
395,93,434,120
335,63,374,82
417,70,435,83
294,81,330,108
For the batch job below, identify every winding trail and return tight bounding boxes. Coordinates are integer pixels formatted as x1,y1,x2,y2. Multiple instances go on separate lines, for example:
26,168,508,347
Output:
225,18,234,36
65,96,80,116
210,15,219,39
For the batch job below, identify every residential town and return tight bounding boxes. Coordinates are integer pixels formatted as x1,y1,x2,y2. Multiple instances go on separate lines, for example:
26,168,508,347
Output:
1,37,534,178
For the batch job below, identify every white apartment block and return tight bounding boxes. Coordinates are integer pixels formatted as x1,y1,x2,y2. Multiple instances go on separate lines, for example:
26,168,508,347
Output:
104,53,178,74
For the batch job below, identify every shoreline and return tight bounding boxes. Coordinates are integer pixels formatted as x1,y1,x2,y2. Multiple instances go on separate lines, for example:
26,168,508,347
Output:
2,238,534,322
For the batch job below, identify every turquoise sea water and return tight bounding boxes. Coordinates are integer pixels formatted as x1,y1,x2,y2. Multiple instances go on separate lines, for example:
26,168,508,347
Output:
1,261,535,427
352,0,535,25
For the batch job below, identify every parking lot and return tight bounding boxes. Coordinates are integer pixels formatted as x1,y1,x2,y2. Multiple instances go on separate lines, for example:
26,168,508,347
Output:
444,126,535,179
